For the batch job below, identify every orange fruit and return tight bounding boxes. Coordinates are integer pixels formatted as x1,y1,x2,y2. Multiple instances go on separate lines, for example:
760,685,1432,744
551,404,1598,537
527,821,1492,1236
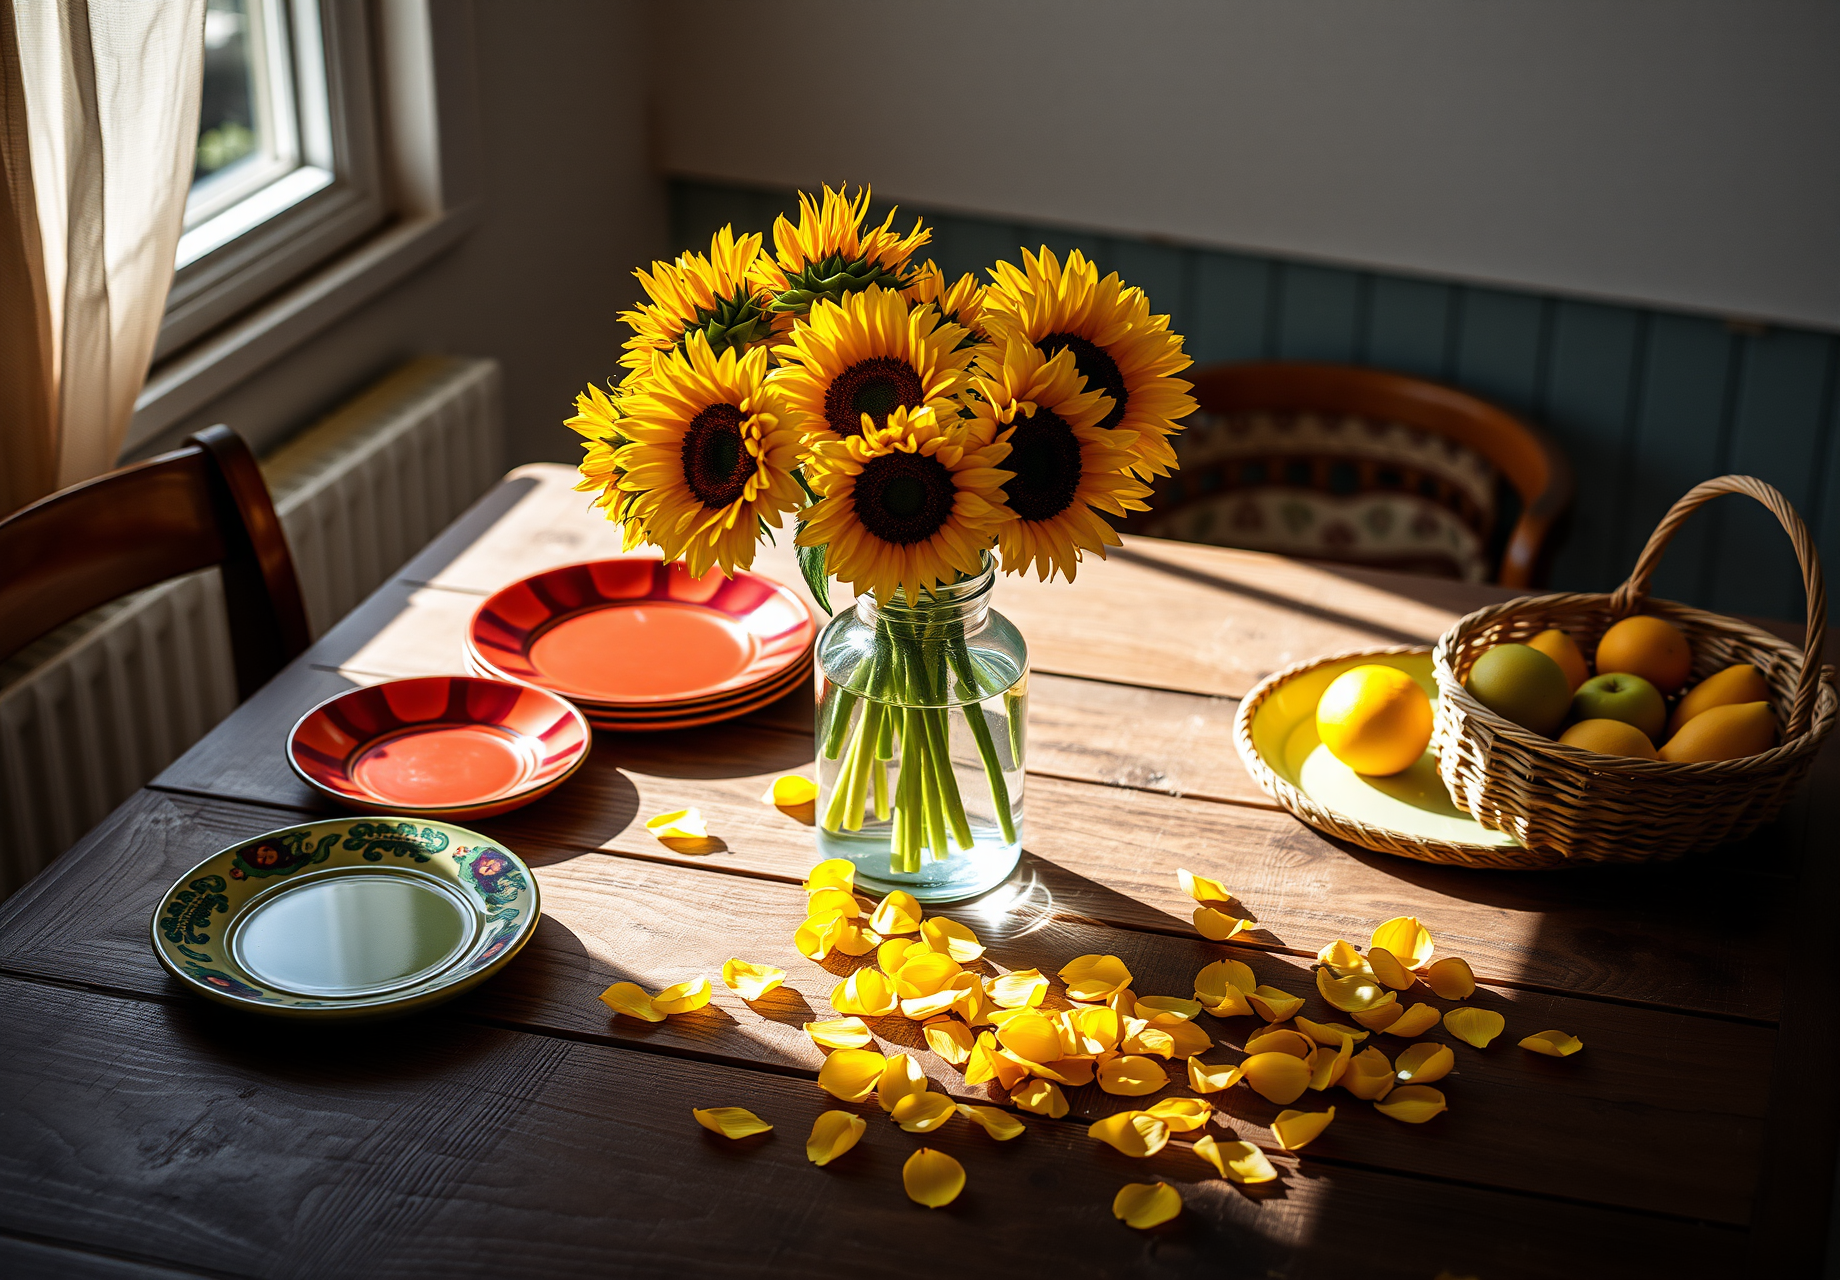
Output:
1668,663,1770,737
1316,665,1434,776
1594,616,1692,695
1558,718,1657,759
1527,628,1589,692
1659,702,1775,763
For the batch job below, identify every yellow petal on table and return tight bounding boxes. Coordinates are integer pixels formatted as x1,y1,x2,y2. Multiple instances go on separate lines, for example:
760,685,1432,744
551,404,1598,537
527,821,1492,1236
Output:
802,858,855,894
958,1104,1026,1140
832,921,883,957
1120,1017,1172,1058
817,1048,888,1102
794,912,847,961
900,989,965,1021
869,890,923,936
1367,947,1416,991
1135,995,1204,1024
1187,1056,1244,1093
877,1052,929,1113
1248,986,1306,1022
894,952,962,999
1143,1096,1214,1132
893,1091,957,1133
1194,906,1253,942
1424,956,1477,1000
598,981,666,1023
1382,1002,1442,1038
1012,1077,1069,1118
693,1106,772,1139
1059,954,1135,1002
1307,1037,1353,1091
806,887,862,920
923,1018,977,1066
1076,1005,1124,1053
1090,1110,1171,1157
645,807,707,841
1030,1055,1097,1088
987,967,1049,1008
952,980,998,1027
963,1032,1002,1087
1375,1084,1448,1123
1370,915,1435,969
878,936,925,976
1352,1000,1405,1032
919,916,984,962
988,1047,1035,1091
1198,987,1255,1019
1315,968,1396,1013
1195,958,1257,1002
1342,1047,1396,1100
1316,938,1372,977
1106,987,1140,1017
1240,1051,1312,1104
1295,1016,1367,1047
1244,1027,1315,1059
1194,1135,1277,1183
832,967,899,1017
1519,1029,1585,1057
1443,1007,1506,1049
1177,867,1236,904
1113,1180,1183,1229
806,1109,867,1165
1394,1041,1455,1084
651,978,712,1015
1162,1020,1214,1059
1098,1054,1170,1096
762,774,819,808
997,1011,1065,1064
1272,1106,1336,1150
902,1147,966,1208
721,958,787,1002
806,1016,874,1050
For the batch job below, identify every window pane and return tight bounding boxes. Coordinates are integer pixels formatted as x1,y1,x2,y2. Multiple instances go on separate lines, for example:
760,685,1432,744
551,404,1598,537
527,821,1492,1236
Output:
197,0,259,181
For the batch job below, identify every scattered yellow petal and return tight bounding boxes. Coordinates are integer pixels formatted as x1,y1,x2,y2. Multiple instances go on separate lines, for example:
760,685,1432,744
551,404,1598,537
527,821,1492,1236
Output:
1194,906,1252,942
803,858,855,893
894,952,962,999
1135,995,1204,1023
1195,1134,1277,1183
996,1011,1064,1064
1307,1037,1353,1091
953,980,998,1026
763,774,818,807
1370,916,1435,968
1424,956,1477,1000
988,968,1049,1009
831,967,899,1017
1162,1021,1214,1059
651,978,712,1015
1367,947,1415,991
794,913,846,961
832,921,883,957
1113,1180,1183,1228
1098,1055,1170,1096
1352,1000,1405,1031
1443,1007,1506,1049
1187,1056,1244,1093
1106,987,1139,1017
817,1048,888,1102
989,1046,1033,1091
1315,967,1396,1013
963,1032,1001,1086
1240,1051,1312,1104
806,887,862,920
1121,1020,1176,1059
958,1104,1026,1140
645,808,707,840
1375,1084,1448,1123
1090,1110,1171,1157
1198,987,1255,1019
806,1109,866,1164
807,1016,874,1049
1022,1052,1093,1088
1013,1078,1069,1117
721,958,787,1002
1394,1041,1454,1084
919,916,984,962
878,936,924,975
598,981,665,1022
923,1018,976,1065
1272,1106,1336,1150
1059,954,1135,1002
1195,958,1257,1001
693,1106,771,1138
1383,1003,1443,1038
1316,938,1371,977
1245,1027,1316,1059
877,1053,929,1113
1247,986,1306,1022
1075,1005,1124,1053
1342,1047,1396,1100
869,890,923,935
902,1147,965,1208
1520,1029,1585,1057
1143,1097,1214,1132
1177,867,1236,904
893,1091,957,1133
1295,1016,1367,1047
900,989,965,1020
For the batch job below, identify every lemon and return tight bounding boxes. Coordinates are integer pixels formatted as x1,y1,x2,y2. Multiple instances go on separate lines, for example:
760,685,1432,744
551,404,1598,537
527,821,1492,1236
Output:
1316,665,1434,776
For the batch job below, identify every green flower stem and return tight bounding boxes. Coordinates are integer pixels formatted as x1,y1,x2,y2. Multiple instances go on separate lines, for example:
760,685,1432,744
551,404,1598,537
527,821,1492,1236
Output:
922,705,974,851
948,637,1017,844
872,755,889,822
918,730,949,859
820,687,857,760
820,714,861,832
896,707,923,873
1005,689,1026,767
843,698,882,830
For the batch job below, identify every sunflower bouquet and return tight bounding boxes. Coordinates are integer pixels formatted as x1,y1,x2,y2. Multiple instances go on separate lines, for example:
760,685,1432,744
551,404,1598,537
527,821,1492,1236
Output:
571,186,1194,899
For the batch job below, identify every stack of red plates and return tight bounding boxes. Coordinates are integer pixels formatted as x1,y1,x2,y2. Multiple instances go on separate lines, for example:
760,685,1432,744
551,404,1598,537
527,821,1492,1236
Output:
466,559,816,731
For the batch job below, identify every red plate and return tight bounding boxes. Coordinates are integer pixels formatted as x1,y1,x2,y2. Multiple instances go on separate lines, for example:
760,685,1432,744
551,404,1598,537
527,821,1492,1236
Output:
289,676,591,819
581,663,814,732
468,646,812,718
468,560,817,707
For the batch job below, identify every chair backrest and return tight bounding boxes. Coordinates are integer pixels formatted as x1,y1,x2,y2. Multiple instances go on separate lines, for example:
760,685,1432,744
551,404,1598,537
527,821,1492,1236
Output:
1139,362,1574,587
0,425,309,699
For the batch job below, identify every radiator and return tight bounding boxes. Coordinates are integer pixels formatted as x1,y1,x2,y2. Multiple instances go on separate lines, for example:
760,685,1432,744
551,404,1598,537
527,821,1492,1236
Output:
0,355,504,898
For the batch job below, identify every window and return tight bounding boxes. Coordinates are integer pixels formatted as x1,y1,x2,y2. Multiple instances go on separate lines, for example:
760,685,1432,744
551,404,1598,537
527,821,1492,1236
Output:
157,0,384,360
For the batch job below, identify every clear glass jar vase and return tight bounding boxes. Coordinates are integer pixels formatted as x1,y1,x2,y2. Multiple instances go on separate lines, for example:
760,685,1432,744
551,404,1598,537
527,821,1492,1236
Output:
814,557,1026,902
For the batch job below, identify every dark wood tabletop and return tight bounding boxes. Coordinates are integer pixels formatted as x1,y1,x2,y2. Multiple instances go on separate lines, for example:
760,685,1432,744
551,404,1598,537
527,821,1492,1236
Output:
3,464,1833,1279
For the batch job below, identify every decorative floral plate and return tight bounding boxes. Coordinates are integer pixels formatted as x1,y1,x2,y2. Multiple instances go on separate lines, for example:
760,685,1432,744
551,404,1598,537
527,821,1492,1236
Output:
151,818,540,1019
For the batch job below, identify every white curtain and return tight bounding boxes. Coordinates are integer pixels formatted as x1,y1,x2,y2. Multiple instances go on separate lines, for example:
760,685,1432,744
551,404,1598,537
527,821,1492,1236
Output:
0,0,202,512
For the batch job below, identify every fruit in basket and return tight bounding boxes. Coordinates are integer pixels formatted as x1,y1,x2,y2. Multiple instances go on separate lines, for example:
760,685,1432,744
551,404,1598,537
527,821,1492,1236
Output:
1316,665,1434,776
1594,615,1693,695
1527,628,1589,692
1668,663,1770,737
1659,701,1776,763
1559,718,1658,759
1464,644,1571,736
1570,673,1666,743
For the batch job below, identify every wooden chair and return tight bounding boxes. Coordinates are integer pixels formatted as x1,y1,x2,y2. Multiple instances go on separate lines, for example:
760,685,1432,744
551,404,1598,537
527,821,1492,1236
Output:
1134,362,1573,587
0,425,309,699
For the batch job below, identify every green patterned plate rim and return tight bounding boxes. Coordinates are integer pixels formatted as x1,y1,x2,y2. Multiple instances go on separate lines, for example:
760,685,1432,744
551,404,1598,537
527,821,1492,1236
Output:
150,817,540,1019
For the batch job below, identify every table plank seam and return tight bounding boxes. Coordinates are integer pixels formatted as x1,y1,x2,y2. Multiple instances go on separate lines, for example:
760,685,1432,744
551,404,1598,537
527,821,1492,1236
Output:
0,1227,235,1280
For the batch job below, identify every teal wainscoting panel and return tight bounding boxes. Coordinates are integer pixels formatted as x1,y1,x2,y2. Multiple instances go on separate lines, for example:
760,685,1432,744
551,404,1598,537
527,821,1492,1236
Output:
1108,239,1189,335
1364,276,1454,379
1452,288,1548,419
1188,250,1272,364
1031,226,1106,273
927,213,1028,285
1542,300,1644,593
1273,263,1363,363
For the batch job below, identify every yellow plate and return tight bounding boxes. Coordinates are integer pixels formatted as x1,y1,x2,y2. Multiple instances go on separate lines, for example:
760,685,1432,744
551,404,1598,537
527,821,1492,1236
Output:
1242,650,1520,853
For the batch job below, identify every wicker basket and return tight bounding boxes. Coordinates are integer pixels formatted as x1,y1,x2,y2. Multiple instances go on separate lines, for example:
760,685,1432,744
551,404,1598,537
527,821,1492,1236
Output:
1430,475,1836,867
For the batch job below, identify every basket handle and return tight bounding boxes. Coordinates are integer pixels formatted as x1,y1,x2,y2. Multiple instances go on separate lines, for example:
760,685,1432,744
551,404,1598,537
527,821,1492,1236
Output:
1608,475,1828,738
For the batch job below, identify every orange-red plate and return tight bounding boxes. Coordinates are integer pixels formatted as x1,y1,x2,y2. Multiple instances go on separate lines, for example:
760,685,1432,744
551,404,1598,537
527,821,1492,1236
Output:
289,676,591,819
468,560,816,707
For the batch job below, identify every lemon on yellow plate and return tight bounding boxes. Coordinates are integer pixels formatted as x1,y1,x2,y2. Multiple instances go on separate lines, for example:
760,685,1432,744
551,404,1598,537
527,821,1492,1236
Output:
1316,664,1434,776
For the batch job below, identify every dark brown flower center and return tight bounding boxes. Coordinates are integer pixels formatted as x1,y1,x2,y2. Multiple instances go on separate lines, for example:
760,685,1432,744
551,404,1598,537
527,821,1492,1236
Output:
824,356,925,437
1003,407,1084,522
1037,332,1128,432
680,403,750,507
852,452,956,544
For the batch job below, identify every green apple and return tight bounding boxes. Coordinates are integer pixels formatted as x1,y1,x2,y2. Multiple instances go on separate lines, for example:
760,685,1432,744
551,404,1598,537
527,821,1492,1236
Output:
1464,643,1572,737
1570,672,1666,743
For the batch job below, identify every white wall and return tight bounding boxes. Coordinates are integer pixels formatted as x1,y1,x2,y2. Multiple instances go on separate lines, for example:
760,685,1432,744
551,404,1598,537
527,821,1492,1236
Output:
652,0,1840,330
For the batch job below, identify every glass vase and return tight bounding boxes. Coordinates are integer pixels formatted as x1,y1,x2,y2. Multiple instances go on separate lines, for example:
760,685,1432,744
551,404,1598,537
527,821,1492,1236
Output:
814,557,1026,902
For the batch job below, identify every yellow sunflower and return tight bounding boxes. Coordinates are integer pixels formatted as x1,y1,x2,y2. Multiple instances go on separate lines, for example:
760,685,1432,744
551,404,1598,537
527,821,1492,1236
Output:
605,335,804,577
618,225,781,375
756,185,930,317
982,247,1196,478
965,343,1151,582
771,283,976,446
797,404,1014,602
903,260,991,349
568,378,637,521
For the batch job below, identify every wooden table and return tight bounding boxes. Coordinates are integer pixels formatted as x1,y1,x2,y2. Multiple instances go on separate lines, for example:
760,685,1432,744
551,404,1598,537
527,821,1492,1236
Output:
3,463,1833,1279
